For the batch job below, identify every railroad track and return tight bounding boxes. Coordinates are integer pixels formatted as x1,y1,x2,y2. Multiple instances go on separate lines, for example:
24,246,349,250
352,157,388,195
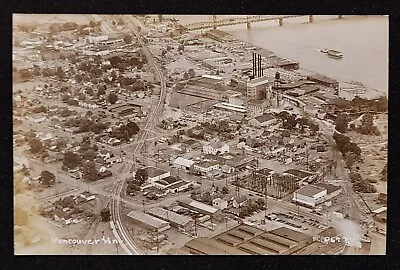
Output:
108,15,168,255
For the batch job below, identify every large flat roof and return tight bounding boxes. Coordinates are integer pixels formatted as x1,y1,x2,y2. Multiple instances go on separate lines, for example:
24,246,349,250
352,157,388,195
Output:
189,200,218,214
146,166,169,178
270,227,312,243
127,210,170,229
184,237,250,255
146,207,193,227
295,184,326,197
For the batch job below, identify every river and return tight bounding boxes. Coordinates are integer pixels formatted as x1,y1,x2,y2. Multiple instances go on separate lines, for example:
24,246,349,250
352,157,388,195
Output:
172,15,388,98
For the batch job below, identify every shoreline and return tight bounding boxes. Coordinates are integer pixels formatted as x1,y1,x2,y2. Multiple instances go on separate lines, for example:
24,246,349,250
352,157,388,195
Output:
172,15,387,100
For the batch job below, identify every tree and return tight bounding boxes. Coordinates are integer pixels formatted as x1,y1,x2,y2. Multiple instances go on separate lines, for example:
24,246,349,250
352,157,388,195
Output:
333,132,350,152
123,34,133,44
188,68,195,78
89,20,96,28
134,168,148,184
39,170,55,187
221,186,229,194
82,161,98,181
107,93,118,104
342,142,362,157
335,113,349,133
56,67,66,80
62,151,82,170
183,72,189,80
28,138,44,154
201,191,212,204
124,121,140,136
377,96,388,112
345,152,357,170
98,85,106,96
109,56,123,68
380,163,387,181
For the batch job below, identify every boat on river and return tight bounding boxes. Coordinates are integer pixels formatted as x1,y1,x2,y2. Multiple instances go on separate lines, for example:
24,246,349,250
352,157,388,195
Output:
327,49,343,59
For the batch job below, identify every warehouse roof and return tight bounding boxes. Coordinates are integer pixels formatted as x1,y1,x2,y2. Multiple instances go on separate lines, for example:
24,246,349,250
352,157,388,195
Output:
146,207,193,227
295,184,326,197
173,157,195,168
189,200,218,214
127,210,169,229
270,227,312,243
184,237,250,255
146,166,169,178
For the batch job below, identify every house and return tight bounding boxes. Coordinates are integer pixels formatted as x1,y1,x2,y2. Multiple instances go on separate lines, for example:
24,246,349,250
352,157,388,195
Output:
203,141,230,155
221,164,234,174
54,209,72,225
232,195,248,208
212,198,228,210
146,167,170,182
249,113,277,128
193,161,220,175
79,191,95,201
173,157,195,171
292,185,327,208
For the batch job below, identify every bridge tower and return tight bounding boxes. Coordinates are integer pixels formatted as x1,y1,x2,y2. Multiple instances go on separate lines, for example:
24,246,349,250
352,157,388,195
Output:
278,18,283,26
246,15,251,29
309,15,314,23
212,15,217,29
338,15,343,19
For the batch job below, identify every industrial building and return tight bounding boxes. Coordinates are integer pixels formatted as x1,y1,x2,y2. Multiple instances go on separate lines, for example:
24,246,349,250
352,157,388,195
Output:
177,198,221,216
169,224,346,255
145,166,170,182
292,184,327,208
307,74,339,89
172,157,195,170
146,207,194,232
127,210,171,233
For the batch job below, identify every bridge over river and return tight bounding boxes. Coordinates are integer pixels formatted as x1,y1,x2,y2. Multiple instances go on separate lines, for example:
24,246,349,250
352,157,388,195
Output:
182,15,344,31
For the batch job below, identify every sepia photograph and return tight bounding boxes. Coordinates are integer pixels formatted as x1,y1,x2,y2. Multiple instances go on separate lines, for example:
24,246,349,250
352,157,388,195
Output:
12,14,388,255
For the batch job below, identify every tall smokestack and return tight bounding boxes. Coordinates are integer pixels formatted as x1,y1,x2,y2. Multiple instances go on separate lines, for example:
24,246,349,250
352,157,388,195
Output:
252,53,255,78
258,54,261,77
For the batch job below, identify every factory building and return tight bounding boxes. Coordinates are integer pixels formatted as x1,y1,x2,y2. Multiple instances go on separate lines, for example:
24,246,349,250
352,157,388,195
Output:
127,210,170,233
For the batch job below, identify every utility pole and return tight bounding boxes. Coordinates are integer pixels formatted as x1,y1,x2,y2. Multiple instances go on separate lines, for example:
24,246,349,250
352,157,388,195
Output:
264,175,268,218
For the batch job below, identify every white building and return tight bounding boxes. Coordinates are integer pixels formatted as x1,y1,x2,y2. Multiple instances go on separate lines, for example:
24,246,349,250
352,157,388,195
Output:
292,185,327,208
146,167,170,183
193,161,220,175
127,210,170,233
172,157,195,171
87,35,109,44
79,191,95,201
203,141,230,155
212,198,228,210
